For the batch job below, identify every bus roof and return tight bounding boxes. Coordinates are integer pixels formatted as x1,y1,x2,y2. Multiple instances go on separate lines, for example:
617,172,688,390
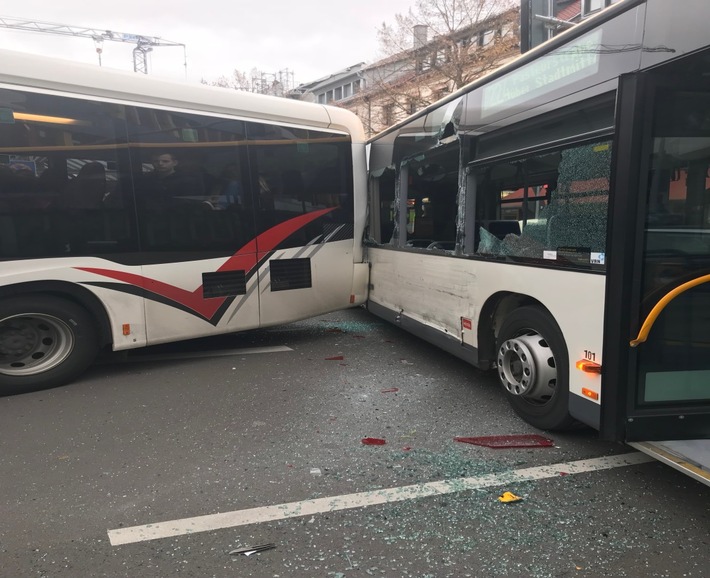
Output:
0,48,366,143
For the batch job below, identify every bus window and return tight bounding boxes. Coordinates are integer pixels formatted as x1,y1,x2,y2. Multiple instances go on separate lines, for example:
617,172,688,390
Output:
0,89,137,258
367,166,396,244
403,143,459,251
246,122,354,251
471,140,611,269
127,110,251,254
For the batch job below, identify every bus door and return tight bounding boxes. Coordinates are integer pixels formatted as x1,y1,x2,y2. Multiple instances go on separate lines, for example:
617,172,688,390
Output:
602,58,710,485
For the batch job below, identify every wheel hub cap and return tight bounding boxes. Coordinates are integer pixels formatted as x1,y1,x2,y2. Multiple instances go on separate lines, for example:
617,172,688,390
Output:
0,314,74,375
498,331,557,403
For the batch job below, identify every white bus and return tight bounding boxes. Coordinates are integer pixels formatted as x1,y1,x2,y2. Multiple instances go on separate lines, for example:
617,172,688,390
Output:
0,49,368,394
366,0,710,484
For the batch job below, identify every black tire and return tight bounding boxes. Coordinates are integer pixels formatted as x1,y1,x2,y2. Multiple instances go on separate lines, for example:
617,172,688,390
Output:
495,306,576,431
0,296,100,395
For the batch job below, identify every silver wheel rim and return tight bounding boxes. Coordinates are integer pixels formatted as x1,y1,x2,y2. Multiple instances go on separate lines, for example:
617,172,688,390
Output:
497,331,557,404
0,313,75,376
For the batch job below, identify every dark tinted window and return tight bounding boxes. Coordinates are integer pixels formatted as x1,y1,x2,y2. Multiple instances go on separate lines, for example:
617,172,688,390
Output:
246,122,353,250
126,109,252,255
0,90,136,259
0,89,354,262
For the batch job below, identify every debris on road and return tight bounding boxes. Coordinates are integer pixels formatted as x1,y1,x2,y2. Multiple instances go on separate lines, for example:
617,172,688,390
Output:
454,434,554,449
497,491,523,504
361,437,387,446
325,355,344,360
229,543,276,556
380,387,399,393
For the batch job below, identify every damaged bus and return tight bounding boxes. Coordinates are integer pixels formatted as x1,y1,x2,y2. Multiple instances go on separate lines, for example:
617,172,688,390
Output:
365,0,710,485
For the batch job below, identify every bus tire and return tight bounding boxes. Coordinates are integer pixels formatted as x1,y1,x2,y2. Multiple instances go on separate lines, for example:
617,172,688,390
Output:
0,296,100,395
495,306,576,431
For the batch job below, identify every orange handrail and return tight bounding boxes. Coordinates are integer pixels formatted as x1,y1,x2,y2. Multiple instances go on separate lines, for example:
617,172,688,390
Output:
630,274,710,347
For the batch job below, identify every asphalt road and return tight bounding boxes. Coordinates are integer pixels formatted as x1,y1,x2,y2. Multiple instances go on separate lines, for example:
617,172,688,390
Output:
1,306,708,578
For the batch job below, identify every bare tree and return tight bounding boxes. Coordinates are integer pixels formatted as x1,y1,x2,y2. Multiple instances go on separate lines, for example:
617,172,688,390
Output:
201,69,255,91
367,0,519,121
201,68,295,97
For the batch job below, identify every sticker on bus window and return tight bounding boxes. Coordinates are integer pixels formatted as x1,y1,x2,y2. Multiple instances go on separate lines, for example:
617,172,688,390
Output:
557,246,591,267
590,252,605,265
543,250,557,260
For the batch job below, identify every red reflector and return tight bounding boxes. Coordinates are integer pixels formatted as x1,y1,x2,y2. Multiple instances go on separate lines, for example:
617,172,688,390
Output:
454,434,554,449
122,323,130,336
461,317,472,330
576,359,602,374
582,387,600,401
349,294,355,304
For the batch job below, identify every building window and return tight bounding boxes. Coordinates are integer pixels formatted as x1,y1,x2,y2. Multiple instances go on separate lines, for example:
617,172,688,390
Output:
583,0,605,16
343,84,352,98
334,86,343,101
326,90,333,103
353,79,362,94
317,93,326,104
382,104,394,126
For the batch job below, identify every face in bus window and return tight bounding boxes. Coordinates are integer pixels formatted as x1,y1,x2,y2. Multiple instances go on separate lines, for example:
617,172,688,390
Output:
152,154,178,177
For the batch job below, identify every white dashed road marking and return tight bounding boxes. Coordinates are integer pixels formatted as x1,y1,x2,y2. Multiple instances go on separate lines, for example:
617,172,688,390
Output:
108,451,653,546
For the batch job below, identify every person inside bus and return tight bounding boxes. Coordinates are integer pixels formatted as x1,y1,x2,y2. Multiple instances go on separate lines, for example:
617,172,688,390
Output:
61,162,106,210
208,163,243,210
137,152,202,210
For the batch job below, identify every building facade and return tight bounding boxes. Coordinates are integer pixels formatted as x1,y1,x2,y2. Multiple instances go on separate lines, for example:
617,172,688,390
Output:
293,1,616,136
293,7,522,137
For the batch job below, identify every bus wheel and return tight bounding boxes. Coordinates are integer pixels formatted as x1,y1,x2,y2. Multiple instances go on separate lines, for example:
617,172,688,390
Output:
0,296,99,395
495,306,576,430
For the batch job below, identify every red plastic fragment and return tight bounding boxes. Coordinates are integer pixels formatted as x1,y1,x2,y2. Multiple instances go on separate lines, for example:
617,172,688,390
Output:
361,437,387,445
453,434,554,449
325,355,344,361
380,387,399,393
402,446,412,451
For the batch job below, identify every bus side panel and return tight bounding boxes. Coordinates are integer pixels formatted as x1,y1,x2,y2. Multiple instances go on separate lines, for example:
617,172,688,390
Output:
259,241,360,327
139,256,260,345
366,247,605,426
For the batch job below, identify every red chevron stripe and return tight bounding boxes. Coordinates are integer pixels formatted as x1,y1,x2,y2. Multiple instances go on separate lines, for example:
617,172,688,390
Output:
75,207,336,319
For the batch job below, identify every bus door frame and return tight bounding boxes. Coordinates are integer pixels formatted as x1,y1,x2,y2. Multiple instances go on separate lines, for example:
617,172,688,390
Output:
601,69,710,450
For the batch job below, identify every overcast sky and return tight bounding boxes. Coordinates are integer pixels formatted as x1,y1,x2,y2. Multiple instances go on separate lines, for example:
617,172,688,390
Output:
0,0,416,87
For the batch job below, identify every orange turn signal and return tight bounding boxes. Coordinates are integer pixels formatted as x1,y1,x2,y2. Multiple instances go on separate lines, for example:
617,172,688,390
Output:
576,359,602,374
122,323,131,336
582,387,599,401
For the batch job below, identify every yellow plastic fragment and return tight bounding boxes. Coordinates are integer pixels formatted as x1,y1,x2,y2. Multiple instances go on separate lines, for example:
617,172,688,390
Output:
497,491,523,503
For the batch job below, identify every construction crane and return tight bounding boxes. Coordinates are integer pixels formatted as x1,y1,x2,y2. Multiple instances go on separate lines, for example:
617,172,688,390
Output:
0,15,186,75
